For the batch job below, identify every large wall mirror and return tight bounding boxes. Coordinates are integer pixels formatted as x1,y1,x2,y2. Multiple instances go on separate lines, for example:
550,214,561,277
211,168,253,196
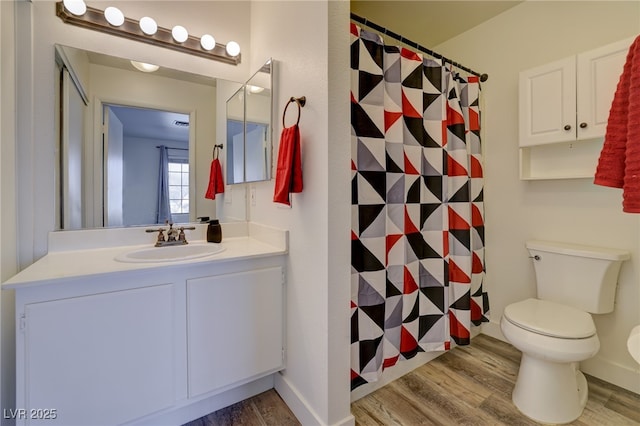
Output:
54,44,273,230
226,59,273,184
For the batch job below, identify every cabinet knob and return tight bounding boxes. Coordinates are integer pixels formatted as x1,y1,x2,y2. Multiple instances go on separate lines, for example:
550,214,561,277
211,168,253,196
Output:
580,122,588,128
564,125,572,131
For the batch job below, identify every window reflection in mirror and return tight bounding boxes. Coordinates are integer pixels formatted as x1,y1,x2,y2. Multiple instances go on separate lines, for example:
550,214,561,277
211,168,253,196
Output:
102,104,190,227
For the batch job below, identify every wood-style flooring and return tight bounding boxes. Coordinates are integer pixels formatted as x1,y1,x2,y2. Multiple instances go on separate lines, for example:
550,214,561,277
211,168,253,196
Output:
184,334,640,425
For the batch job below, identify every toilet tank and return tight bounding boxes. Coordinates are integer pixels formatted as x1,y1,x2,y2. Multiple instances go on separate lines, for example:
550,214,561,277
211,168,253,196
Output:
526,240,630,314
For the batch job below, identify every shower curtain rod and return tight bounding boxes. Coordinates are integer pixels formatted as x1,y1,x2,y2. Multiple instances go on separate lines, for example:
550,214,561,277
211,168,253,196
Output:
350,13,489,82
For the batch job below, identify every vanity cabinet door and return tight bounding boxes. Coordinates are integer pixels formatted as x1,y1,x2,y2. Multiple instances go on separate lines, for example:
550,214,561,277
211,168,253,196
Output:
21,284,176,425
187,267,284,398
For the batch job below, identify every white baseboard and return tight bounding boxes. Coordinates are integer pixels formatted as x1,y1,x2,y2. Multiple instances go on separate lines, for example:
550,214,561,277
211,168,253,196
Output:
482,318,507,342
274,373,355,426
581,356,640,394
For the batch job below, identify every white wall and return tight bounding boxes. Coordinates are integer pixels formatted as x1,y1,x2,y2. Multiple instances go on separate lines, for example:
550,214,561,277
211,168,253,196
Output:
436,1,640,393
247,1,353,425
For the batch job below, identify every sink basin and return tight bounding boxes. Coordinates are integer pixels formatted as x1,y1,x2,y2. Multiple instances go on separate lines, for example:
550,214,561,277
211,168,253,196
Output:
115,242,225,263
628,325,640,364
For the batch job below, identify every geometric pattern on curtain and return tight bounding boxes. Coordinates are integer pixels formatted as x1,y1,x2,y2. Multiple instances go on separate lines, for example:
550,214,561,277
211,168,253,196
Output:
350,24,489,390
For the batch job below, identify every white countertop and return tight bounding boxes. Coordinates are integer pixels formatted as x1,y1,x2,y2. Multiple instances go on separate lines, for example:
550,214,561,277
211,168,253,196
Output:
3,222,288,289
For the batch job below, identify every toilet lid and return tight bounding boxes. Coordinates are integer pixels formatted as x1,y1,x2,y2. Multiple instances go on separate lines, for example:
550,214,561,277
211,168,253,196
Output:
503,298,596,339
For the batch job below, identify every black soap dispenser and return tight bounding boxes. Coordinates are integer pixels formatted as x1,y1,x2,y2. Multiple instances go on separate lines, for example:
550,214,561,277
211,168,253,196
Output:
207,219,222,243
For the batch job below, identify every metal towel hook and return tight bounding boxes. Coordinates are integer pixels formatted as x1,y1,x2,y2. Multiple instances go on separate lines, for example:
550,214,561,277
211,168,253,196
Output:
282,96,306,127
529,255,541,261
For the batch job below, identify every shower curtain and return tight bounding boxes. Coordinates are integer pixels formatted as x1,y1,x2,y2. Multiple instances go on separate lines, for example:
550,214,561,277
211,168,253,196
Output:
350,24,489,389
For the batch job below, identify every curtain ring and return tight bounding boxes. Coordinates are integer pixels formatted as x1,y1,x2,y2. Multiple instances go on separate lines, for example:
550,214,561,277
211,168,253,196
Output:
282,96,306,127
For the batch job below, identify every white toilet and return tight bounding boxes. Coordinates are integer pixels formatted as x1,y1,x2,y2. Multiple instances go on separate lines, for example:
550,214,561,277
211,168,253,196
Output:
501,240,629,424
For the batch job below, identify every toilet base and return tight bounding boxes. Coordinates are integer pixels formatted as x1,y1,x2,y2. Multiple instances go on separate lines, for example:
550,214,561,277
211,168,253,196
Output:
512,355,588,424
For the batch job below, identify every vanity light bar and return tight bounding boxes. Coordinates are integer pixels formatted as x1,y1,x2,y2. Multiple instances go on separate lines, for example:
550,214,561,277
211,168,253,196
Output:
55,2,241,66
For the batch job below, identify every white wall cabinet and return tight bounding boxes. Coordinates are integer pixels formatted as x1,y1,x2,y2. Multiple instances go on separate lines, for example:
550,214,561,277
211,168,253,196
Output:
519,37,633,179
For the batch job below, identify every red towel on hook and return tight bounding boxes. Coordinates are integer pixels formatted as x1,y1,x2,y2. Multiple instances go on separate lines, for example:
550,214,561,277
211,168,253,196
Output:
205,158,225,200
273,125,303,205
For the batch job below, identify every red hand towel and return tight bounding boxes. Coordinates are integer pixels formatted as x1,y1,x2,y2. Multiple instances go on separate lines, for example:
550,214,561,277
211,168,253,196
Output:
205,158,225,200
273,125,303,205
595,35,640,212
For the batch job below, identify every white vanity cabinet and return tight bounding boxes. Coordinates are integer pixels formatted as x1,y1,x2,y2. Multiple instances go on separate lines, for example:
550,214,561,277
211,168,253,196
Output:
6,224,288,426
518,37,632,179
17,281,180,425
187,267,284,397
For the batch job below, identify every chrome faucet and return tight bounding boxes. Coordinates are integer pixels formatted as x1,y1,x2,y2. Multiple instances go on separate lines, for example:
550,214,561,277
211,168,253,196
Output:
146,221,196,247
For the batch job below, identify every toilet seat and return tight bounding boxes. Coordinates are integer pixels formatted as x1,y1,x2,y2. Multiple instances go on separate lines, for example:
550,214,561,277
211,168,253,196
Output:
503,298,596,339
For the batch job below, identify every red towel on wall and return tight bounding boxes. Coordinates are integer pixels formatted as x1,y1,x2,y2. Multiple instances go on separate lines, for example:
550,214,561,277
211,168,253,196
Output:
594,35,640,212
273,125,303,205
205,158,224,200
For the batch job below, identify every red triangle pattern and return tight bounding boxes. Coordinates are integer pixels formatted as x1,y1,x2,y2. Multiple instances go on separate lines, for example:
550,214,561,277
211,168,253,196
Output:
350,22,359,36
351,160,357,171
386,234,403,265
448,207,470,230
442,120,448,147
351,300,357,308
470,156,483,178
404,207,420,234
404,266,419,293
449,311,470,340
401,91,422,118
351,230,359,241
383,355,399,369
471,205,484,227
447,156,468,176
443,231,449,257
351,369,361,380
470,299,482,322
385,110,403,132
449,259,471,284
400,48,421,62
400,326,418,353
469,109,480,131
447,105,465,125
351,91,357,104
472,252,484,274
404,153,420,175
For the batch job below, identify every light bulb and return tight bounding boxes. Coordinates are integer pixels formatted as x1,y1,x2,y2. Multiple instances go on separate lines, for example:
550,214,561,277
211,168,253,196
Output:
104,7,124,27
63,0,86,16
226,41,240,57
172,25,189,43
200,34,216,51
139,17,158,35
130,61,159,73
